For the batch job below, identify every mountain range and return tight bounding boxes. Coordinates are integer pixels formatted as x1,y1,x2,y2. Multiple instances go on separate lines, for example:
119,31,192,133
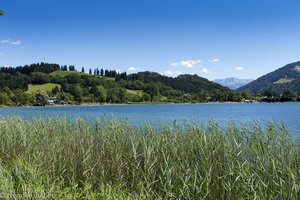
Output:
213,77,253,90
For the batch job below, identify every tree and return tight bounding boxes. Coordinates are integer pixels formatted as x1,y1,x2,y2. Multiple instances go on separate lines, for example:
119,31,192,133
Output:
1,87,14,99
142,93,151,102
70,85,83,103
145,83,159,102
90,85,106,102
100,69,104,76
262,89,274,99
182,94,192,102
118,88,126,102
296,92,300,101
89,85,98,99
104,70,109,77
52,86,60,95
35,90,48,106
69,65,75,71
30,72,50,84
56,91,72,102
81,67,85,73
12,89,30,106
65,73,81,84
227,91,243,102
89,68,92,75
0,92,10,105
116,72,127,81
0,10,4,16
281,88,294,101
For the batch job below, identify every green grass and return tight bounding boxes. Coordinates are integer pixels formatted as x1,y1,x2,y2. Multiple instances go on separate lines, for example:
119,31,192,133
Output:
126,89,144,96
50,70,84,78
50,70,110,78
159,95,168,101
273,77,294,84
102,76,116,81
26,83,61,93
50,70,116,81
0,118,299,199
294,65,300,72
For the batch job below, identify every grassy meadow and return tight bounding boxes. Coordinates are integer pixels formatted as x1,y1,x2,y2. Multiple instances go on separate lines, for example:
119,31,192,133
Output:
50,70,85,78
26,83,61,94
50,70,116,81
0,117,299,199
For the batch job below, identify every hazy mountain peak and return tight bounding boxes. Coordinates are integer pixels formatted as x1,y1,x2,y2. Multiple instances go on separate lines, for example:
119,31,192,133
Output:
213,77,253,90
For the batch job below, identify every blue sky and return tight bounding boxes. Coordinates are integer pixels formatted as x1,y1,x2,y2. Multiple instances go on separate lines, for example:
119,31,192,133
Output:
1,0,300,80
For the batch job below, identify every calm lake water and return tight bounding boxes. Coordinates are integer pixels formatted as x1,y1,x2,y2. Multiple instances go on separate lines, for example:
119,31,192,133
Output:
0,103,300,138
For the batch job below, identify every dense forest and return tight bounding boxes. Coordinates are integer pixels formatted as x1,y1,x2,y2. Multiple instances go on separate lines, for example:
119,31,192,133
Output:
0,62,299,106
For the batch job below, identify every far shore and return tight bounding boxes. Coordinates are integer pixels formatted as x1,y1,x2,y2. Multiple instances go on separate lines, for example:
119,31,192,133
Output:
2,100,300,109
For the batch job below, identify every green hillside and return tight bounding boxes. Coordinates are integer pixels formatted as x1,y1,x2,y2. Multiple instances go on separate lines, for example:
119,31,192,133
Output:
127,71,230,93
27,83,61,94
238,61,300,93
126,89,144,96
50,70,83,78
51,70,115,81
0,62,245,106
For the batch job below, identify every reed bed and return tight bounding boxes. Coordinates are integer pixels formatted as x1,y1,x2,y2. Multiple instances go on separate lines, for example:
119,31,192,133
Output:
0,117,299,199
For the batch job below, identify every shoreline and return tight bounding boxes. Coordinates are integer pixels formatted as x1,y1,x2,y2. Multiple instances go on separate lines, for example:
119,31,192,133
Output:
2,101,300,109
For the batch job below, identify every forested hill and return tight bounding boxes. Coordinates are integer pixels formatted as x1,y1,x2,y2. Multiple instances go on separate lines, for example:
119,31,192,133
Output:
237,61,300,93
127,71,230,93
0,62,246,106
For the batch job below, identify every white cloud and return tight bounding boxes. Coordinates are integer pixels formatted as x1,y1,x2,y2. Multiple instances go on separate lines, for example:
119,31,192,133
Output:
1,39,10,44
209,58,220,63
171,59,201,68
163,71,183,76
1,39,22,45
128,66,140,71
235,67,244,71
11,40,22,45
180,60,201,68
164,70,174,75
200,68,209,73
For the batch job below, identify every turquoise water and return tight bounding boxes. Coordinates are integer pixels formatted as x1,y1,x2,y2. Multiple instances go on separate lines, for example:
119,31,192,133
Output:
0,103,300,137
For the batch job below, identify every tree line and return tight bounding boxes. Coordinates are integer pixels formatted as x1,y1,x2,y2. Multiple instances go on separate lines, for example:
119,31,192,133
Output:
1,62,300,106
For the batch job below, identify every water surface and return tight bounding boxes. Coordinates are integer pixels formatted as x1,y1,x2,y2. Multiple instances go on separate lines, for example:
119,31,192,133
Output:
0,103,299,137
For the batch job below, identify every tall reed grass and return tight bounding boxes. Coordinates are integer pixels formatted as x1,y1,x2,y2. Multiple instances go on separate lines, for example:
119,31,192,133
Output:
0,117,299,199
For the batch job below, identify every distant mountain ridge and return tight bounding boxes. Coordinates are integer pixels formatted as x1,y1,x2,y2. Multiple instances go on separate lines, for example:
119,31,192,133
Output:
237,61,300,93
213,77,253,90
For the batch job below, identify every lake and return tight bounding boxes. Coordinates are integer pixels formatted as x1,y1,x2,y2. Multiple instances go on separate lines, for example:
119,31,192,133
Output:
0,103,300,138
